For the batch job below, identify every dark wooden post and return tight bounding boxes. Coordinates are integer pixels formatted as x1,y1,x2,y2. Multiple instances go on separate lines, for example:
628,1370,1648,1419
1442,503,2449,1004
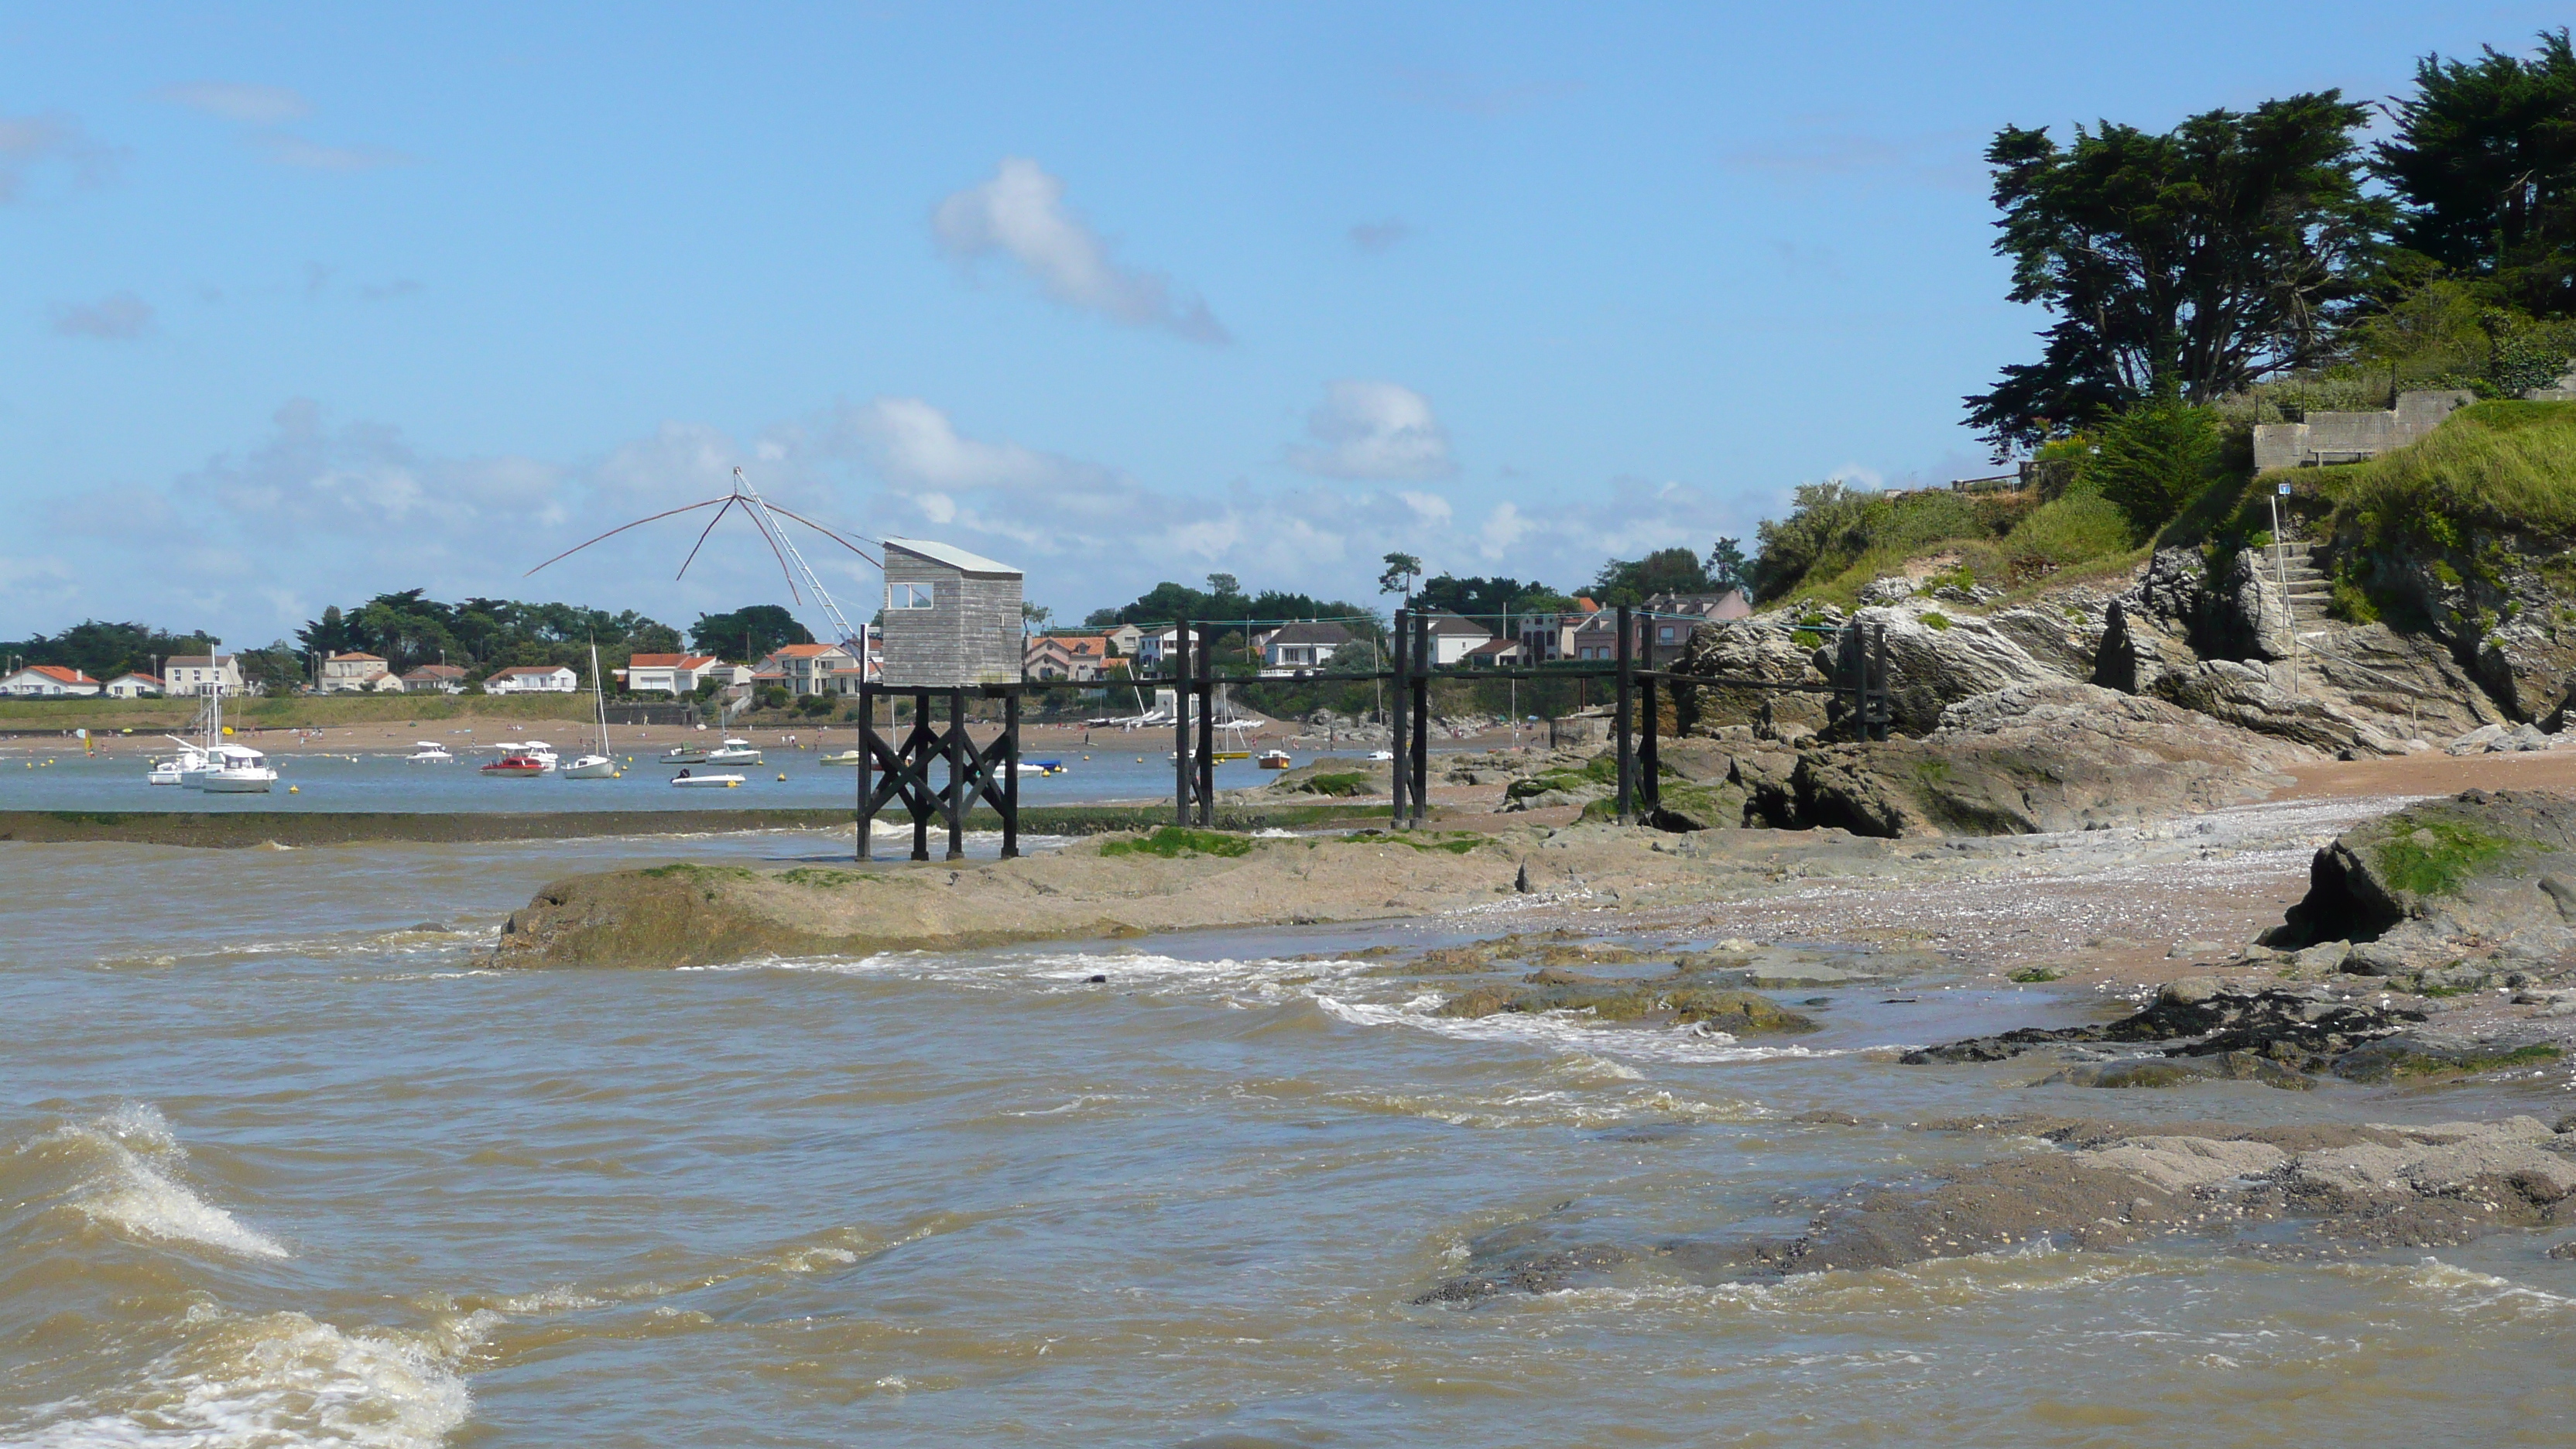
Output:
1615,604,1635,824
1389,609,1410,828
1194,622,1215,827
944,687,968,861
1002,687,1020,859
1640,673,1660,815
1410,610,1430,827
911,689,931,862
856,681,874,861
1173,619,1193,827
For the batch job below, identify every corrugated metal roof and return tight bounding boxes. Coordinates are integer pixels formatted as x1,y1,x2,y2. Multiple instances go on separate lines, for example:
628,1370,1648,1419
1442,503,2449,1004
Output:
883,536,1023,577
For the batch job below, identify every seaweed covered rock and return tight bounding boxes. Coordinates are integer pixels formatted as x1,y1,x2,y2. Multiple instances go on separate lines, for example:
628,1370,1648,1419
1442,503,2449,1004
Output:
2260,788,2576,973
1903,985,2424,1074
1437,967,1817,1034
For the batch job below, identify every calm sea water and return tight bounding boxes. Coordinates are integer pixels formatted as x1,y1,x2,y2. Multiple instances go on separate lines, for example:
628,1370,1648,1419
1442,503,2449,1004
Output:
6,831,2576,1445
0,743,1367,814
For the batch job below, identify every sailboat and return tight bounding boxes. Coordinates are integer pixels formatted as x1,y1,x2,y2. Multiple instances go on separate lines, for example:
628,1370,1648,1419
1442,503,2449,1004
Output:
563,642,618,778
188,648,278,792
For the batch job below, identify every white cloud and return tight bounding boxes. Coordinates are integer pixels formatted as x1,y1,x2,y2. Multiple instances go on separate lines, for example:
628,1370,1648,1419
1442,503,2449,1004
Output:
254,135,416,172
0,111,119,202
152,82,413,173
932,158,1228,344
50,292,154,339
186,399,564,540
1286,381,1456,481
1475,502,1535,559
154,82,311,125
1349,219,1410,254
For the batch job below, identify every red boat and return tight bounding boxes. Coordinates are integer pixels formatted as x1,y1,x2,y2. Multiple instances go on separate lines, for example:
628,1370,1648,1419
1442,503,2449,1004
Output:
480,754,546,776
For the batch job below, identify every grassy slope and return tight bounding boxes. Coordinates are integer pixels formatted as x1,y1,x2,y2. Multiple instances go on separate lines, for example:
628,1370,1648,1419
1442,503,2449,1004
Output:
2304,399,2576,542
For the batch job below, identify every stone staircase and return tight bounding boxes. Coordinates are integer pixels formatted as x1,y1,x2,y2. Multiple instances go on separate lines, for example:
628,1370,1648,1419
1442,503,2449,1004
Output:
2263,538,2333,637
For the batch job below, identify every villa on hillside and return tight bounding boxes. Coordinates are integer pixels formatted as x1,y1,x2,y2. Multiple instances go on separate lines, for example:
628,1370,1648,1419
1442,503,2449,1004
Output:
484,664,580,694
0,664,101,697
162,654,244,697
1252,622,1353,675
320,651,391,692
755,642,865,697
1026,634,1117,681
398,664,468,694
618,653,727,695
102,672,163,698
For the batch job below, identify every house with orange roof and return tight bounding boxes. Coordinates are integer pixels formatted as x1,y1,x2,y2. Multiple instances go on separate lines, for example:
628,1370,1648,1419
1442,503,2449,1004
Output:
1,664,102,697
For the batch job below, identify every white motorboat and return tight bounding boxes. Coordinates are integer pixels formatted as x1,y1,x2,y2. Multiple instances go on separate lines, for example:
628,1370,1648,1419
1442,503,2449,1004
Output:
519,740,561,772
704,736,763,766
407,742,454,763
818,748,864,766
198,745,277,793
670,769,745,788
562,642,620,778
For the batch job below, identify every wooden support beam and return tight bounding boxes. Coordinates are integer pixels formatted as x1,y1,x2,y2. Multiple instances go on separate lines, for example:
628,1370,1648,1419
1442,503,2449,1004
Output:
856,682,874,862
1410,609,1429,828
1615,604,1634,824
1173,618,1193,827
1389,608,1410,829
1002,688,1020,859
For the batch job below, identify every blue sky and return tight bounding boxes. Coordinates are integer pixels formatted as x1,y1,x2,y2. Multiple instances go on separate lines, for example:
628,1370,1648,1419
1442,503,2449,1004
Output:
2,2,2563,645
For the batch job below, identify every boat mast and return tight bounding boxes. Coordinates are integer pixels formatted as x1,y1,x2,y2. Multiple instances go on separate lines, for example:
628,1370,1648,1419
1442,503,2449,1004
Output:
732,467,861,650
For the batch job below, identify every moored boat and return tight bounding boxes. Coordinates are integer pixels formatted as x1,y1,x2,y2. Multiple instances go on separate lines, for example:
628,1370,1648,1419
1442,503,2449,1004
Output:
561,642,620,778
661,745,711,765
198,745,278,793
704,737,763,766
407,742,454,762
670,769,745,788
481,752,548,777
1257,748,1293,769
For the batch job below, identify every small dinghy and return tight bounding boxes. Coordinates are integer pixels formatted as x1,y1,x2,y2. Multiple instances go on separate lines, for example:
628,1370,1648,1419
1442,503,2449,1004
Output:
670,769,745,788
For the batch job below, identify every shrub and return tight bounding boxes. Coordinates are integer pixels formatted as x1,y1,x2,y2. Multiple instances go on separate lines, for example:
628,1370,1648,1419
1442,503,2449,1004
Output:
2000,492,2131,574
2088,396,2223,541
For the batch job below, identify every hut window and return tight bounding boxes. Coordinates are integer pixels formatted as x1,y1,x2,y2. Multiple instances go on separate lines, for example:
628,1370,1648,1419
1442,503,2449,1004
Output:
889,583,935,609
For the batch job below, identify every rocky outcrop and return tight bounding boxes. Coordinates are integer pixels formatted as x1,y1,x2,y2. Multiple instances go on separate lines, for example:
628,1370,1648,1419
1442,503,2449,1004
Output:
1745,680,2316,838
2259,788,2576,975
1831,606,2063,733
2152,658,2418,756
1669,620,1827,735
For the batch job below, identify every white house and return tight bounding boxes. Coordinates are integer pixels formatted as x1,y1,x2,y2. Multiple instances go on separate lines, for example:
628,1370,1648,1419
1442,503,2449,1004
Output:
103,671,163,698
163,654,244,697
319,651,392,692
618,653,724,695
1,664,101,697
1420,612,1494,666
1254,622,1353,675
484,664,580,694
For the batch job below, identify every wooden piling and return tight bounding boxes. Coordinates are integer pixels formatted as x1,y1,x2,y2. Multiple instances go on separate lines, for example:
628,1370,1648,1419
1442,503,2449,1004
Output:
1615,604,1634,824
